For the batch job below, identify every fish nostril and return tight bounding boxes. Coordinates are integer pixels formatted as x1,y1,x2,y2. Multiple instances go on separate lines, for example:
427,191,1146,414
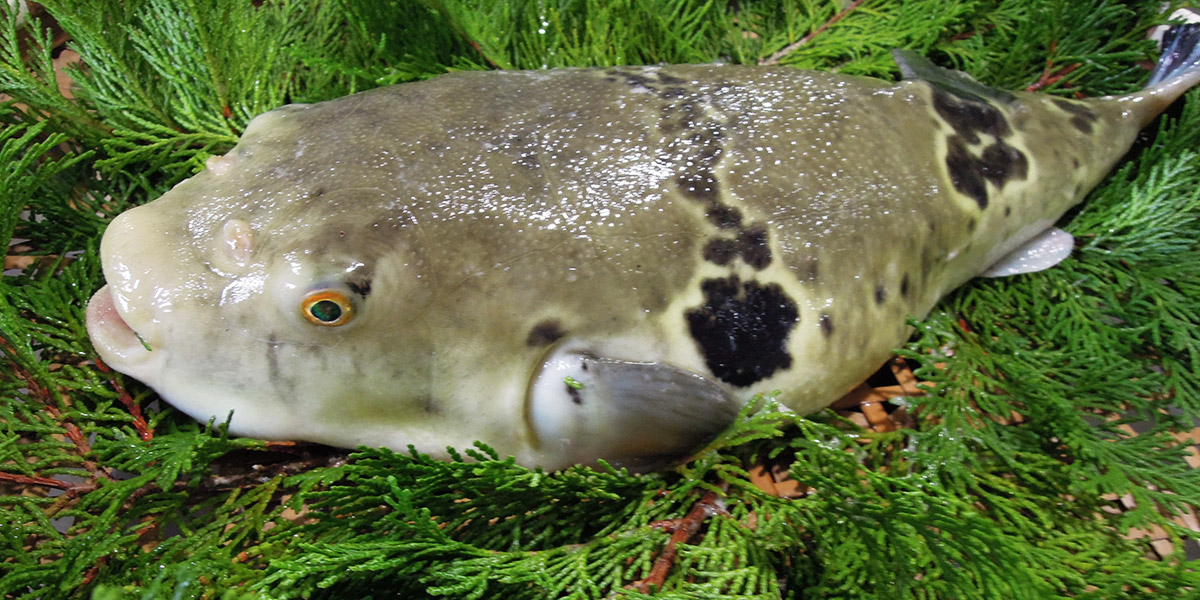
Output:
205,153,238,176
219,219,255,268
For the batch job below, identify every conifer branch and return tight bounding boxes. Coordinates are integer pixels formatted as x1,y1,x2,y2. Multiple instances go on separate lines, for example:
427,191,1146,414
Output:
1025,42,1082,92
93,359,153,441
759,0,865,66
628,489,726,593
2,2,1199,598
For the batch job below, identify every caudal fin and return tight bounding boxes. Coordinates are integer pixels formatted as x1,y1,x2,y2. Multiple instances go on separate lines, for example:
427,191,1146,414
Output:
1148,20,1200,87
1128,14,1200,126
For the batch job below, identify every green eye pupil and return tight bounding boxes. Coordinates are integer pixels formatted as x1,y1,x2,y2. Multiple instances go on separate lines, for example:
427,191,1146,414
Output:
309,300,343,322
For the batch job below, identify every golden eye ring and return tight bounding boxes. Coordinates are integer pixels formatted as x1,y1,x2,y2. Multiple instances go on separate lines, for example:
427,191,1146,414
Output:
301,290,355,326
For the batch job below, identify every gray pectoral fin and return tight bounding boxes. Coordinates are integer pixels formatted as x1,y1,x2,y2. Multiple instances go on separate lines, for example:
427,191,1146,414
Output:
981,227,1074,277
528,349,741,469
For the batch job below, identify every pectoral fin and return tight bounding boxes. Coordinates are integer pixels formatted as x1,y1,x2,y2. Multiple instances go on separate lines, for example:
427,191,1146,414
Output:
981,227,1074,277
527,347,741,470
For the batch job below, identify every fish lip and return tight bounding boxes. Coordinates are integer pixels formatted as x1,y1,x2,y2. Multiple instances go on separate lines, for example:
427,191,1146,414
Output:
85,284,160,374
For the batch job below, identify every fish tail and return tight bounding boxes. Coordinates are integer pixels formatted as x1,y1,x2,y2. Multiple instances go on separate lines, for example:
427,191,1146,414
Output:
1148,22,1200,87
1138,16,1200,126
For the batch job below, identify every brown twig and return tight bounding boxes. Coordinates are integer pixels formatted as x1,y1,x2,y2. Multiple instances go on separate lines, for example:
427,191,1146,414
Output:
0,470,82,490
1,339,107,478
627,490,724,593
1026,42,1082,92
94,359,154,441
467,39,504,70
1026,63,1081,92
760,0,866,66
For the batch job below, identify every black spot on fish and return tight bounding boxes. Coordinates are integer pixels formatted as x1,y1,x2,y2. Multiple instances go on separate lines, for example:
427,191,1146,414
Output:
526,319,566,347
706,205,743,230
310,187,326,198
567,385,583,405
1052,98,1098,134
1071,157,1080,169
621,72,657,90
677,170,720,204
662,86,688,99
703,238,738,265
979,142,1029,186
874,285,887,305
945,136,988,209
685,276,799,387
819,313,833,337
659,102,699,134
1004,206,1012,217
967,218,976,232
932,89,1010,142
737,225,772,270
347,279,372,298
901,273,911,297
657,73,686,85
691,130,724,162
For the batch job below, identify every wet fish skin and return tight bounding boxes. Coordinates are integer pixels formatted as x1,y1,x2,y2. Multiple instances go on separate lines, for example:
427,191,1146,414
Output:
85,52,1199,470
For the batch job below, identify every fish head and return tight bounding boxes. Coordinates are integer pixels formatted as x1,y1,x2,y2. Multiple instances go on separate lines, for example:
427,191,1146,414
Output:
86,110,439,441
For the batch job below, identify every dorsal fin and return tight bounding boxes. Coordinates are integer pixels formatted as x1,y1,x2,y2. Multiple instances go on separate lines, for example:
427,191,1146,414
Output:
892,49,1015,105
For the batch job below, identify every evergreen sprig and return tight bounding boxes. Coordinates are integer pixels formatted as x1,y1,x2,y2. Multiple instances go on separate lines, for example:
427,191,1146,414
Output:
2,1,1199,598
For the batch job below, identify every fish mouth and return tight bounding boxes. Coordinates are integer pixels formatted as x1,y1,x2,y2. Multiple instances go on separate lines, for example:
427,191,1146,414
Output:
86,285,159,375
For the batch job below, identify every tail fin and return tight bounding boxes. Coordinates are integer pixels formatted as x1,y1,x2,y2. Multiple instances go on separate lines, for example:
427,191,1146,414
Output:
1148,21,1200,87
1134,12,1200,127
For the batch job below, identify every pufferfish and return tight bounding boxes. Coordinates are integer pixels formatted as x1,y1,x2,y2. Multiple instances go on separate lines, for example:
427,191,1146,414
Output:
86,31,1200,471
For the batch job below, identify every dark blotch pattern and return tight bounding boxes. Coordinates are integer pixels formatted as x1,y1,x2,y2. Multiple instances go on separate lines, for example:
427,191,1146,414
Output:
707,205,742,230
737,226,772,270
677,170,721,204
686,276,799,387
901,274,911,297
659,101,700,136
819,313,833,337
945,137,989,209
662,86,688,99
703,239,738,265
657,73,686,85
675,129,725,205
874,285,887,305
979,142,1029,186
347,279,373,298
1052,98,1098,133
526,319,566,347
932,89,1010,143
931,88,1030,210
701,225,774,270
566,385,583,405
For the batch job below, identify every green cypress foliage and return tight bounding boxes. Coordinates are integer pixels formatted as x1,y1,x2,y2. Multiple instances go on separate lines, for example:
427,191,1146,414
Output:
2,1,1199,598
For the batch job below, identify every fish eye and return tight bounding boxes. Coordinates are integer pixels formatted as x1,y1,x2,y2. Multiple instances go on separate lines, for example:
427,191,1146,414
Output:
301,290,355,327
